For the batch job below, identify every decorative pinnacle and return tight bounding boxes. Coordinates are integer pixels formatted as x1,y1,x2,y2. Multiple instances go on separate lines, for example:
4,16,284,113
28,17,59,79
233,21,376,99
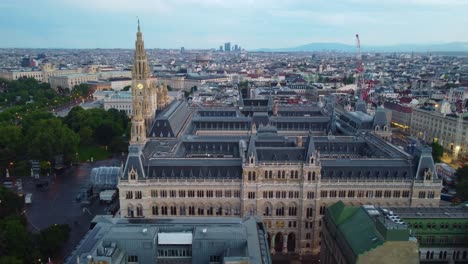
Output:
137,18,140,32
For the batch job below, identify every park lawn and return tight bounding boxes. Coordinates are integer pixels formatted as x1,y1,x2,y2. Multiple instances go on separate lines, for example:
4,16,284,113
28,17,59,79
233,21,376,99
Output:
78,145,112,162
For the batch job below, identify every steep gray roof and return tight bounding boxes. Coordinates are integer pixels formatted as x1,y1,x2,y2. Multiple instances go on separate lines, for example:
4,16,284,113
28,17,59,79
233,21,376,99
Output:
122,145,146,180
373,106,388,127
149,100,191,137
415,151,437,180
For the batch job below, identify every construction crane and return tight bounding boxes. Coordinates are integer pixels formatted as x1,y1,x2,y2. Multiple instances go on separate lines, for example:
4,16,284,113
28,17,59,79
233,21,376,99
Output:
355,34,365,100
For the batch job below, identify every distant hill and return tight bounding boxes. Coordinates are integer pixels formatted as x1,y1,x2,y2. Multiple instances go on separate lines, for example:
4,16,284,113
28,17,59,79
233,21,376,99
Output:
256,42,468,52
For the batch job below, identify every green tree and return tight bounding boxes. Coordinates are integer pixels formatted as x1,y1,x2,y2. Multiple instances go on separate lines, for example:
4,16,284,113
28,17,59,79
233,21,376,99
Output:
35,224,71,259
122,85,131,91
0,125,23,163
79,126,94,145
343,76,355,85
0,215,32,261
455,165,468,201
71,83,90,98
0,256,23,264
431,142,444,163
25,118,79,163
0,186,24,218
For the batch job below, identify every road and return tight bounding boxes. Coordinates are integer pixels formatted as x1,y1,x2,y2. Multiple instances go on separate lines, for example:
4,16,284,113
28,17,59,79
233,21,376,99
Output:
23,158,119,263
272,254,320,264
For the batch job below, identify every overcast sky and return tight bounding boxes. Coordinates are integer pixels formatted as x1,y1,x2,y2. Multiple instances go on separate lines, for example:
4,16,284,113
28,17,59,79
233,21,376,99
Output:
1,0,467,49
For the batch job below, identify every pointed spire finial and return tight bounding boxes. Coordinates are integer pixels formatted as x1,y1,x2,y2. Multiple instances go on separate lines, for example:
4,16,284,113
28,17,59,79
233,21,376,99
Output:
137,17,140,32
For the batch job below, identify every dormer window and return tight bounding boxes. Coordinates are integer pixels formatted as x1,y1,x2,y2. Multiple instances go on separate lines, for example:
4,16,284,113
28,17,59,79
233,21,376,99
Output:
129,168,137,180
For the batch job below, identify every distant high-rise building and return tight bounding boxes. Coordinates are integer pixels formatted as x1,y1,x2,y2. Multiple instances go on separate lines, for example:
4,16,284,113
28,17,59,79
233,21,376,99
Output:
234,44,238,51
180,46,185,53
219,45,223,52
224,42,231,52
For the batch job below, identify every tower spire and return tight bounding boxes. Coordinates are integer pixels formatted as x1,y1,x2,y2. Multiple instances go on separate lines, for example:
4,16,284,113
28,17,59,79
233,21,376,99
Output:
137,18,140,32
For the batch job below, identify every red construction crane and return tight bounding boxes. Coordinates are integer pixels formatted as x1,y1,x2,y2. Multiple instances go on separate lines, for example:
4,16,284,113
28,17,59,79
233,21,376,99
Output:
355,34,365,100
356,34,364,74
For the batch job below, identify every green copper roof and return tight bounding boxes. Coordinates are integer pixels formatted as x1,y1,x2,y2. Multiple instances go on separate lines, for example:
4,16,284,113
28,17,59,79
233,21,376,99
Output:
328,201,384,256
328,201,359,225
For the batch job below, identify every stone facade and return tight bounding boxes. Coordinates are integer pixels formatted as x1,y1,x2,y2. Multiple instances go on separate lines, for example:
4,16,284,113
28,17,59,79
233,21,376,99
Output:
118,22,442,257
410,107,468,158
49,73,99,90
119,132,441,255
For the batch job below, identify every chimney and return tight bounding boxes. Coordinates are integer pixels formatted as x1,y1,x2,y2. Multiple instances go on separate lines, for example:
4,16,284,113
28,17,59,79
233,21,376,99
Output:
273,101,278,116
297,136,303,147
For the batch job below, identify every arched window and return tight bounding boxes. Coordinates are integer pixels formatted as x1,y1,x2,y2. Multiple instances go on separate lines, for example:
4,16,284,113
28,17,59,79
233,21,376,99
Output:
127,204,134,218
288,205,297,216
264,203,272,216
136,204,143,217
152,205,159,215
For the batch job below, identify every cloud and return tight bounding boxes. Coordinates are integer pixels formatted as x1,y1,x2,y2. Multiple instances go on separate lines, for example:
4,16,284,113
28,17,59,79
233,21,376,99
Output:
268,10,377,26
50,0,281,14
348,0,468,7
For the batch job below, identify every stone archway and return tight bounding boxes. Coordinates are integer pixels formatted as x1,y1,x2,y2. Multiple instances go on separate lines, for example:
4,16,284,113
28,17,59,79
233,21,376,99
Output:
274,232,283,253
287,233,296,253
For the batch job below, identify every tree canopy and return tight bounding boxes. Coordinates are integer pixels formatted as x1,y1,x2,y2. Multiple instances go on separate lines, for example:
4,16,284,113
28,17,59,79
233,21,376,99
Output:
0,187,70,262
431,142,444,163
0,79,129,176
455,165,468,201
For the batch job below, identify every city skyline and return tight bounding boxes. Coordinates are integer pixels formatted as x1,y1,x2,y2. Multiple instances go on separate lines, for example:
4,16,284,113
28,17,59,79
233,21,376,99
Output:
2,0,468,49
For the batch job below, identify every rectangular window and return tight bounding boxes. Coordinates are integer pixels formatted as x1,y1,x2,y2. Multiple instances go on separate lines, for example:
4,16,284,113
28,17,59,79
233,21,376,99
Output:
170,190,176,198
402,191,410,198
197,190,204,198
347,190,355,198
393,191,401,198
357,191,364,198
188,190,195,198
276,191,281,199
418,191,426,199
151,190,158,198
339,190,346,198
427,191,435,198
215,190,223,198
306,207,313,218
248,192,256,199
207,190,213,198
128,255,138,263
375,190,382,198
179,190,186,198
307,192,315,199
135,191,142,199
126,191,133,199
319,206,326,215
234,191,241,198
384,190,391,198
161,190,167,198
321,191,328,198
225,190,232,198
426,236,435,244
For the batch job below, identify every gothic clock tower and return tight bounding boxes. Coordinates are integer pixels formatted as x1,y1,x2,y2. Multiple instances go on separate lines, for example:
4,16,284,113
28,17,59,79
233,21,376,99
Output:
130,20,157,145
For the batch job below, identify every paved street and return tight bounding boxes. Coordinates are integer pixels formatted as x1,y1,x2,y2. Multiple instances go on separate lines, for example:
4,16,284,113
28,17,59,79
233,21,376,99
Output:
272,254,320,264
22,158,119,262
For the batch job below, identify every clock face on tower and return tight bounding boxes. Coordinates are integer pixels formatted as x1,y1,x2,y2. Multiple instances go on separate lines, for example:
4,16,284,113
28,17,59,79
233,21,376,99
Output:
137,83,144,90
